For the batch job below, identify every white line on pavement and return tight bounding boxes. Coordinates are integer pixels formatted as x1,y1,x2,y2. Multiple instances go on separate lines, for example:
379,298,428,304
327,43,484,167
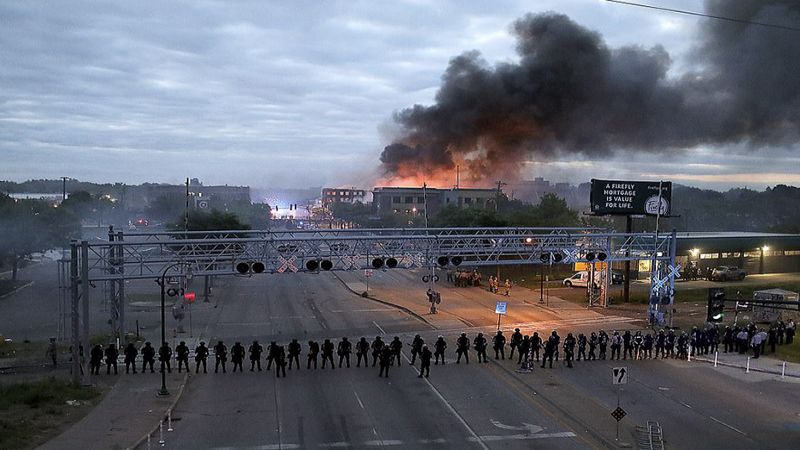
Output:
353,390,365,410
372,321,386,335
710,416,747,436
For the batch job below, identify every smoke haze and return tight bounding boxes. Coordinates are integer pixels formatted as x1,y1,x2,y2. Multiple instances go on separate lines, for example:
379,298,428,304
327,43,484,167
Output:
380,0,800,185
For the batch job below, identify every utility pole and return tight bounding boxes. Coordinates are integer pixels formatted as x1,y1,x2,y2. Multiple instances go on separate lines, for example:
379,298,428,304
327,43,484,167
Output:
494,180,506,212
61,176,68,202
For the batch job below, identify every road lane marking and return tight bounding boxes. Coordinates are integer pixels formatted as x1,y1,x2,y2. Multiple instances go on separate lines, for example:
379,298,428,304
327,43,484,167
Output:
680,401,693,409
364,440,404,446
400,351,490,450
469,432,576,441
353,390,365,410
710,416,747,436
372,321,386,335
318,442,350,448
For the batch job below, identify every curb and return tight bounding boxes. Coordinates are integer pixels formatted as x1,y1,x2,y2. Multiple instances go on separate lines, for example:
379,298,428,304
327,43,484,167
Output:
0,280,34,299
330,273,435,329
693,356,800,379
127,372,190,450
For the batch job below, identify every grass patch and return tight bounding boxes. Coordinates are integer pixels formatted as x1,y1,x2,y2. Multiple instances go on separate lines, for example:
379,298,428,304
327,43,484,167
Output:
0,279,28,297
773,342,800,364
0,377,101,449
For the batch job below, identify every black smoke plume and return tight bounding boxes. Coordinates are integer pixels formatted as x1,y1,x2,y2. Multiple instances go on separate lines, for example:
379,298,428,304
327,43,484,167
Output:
380,0,800,183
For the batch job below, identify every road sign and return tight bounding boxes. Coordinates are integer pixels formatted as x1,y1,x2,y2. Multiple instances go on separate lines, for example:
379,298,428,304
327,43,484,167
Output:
612,367,628,385
611,406,627,422
495,301,507,315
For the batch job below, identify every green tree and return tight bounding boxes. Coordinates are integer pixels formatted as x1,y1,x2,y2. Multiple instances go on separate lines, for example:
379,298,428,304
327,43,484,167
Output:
0,194,81,280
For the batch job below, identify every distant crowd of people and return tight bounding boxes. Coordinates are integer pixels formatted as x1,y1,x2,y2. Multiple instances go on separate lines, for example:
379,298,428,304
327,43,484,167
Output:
447,270,512,296
77,318,796,378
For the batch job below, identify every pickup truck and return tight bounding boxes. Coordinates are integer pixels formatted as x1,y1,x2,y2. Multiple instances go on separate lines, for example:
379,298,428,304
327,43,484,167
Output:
711,266,746,281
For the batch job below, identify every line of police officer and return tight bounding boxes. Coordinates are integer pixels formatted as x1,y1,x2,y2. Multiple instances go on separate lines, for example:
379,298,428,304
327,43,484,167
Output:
88,320,796,378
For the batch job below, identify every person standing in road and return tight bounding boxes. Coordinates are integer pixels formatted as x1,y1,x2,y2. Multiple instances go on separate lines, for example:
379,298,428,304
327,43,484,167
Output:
434,335,447,364
356,337,370,367
389,337,403,366
105,343,119,375
231,342,245,372
588,332,598,361
564,333,576,368
541,331,558,369
610,331,621,360
474,332,488,363
518,335,531,364
288,339,302,370
195,341,209,373
456,333,470,364
493,330,506,360
371,336,384,367
410,334,424,365
266,341,278,371
622,330,633,360
598,330,608,360
249,340,263,371
124,343,138,374
141,341,156,373
509,328,522,360
378,344,392,377
576,333,587,361
418,345,432,378
214,340,228,373
321,339,335,369
175,341,190,373
159,342,172,374
307,340,320,369
787,319,796,344
90,344,104,375
275,344,287,378
531,332,542,361
338,337,352,368
504,279,511,296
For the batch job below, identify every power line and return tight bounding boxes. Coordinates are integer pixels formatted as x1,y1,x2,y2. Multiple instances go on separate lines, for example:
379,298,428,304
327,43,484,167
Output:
605,0,800,32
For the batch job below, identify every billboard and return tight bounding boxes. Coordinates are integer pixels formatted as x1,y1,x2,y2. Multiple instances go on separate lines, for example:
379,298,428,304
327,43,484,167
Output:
590,179,671,216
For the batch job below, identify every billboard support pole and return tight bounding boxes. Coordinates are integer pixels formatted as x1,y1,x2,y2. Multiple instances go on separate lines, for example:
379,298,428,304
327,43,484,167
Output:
623,216,632,304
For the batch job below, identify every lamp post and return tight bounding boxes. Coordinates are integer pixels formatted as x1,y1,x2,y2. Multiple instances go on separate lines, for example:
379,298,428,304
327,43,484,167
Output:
156,263,190,396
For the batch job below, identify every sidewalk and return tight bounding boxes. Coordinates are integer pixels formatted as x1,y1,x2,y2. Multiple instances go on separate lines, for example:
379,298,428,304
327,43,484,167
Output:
38,371,187,450
693,350,800,378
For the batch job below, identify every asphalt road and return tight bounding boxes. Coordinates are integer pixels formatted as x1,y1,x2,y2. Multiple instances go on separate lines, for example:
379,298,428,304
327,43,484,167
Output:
162,273,586,449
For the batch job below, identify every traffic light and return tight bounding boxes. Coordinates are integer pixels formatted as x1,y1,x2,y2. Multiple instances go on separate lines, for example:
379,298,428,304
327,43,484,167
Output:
706,287,726,322
236,261,266,274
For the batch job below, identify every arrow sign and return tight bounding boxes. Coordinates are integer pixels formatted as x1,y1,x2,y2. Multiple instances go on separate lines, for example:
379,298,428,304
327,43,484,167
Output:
490,419,544,434
612,366,628,385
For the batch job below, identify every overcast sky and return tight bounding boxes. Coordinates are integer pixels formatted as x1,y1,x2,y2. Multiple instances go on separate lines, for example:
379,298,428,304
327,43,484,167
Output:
1,0,798,191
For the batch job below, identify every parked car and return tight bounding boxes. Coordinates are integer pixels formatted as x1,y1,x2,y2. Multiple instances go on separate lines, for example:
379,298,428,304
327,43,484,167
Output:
611,269,624,285
711,266,746,281
563,271,601,288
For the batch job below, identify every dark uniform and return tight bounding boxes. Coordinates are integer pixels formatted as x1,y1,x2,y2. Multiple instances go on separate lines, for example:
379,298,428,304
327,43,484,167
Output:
249,340,263,371
509,328,523,360
418,345,432,378
214,341,228,373
576,334,587,361
564,333,576,368
231,342,245,372
371,336,384,367
195,342,209,373
105,344,119,374
531,332,542,361
541,331,559,368
307,340,320,369
356,337,370,367
643,333,654,359
474,333,488,363
518,335,531,364
266,341,278,370
124,343,138,374
434,336,447,364
338,337,352,368
493,331,506,360
159,342,172,373
288,339,302,370
598,331,608,360
622,330,633,360
389,337,403,366
610,332,621,360
175,341,190,373
378,345,392,377
141,342,156,373
321,339,335,369
456,333,470,364
90,344,104,375
275,345,287,378
410,335,424,365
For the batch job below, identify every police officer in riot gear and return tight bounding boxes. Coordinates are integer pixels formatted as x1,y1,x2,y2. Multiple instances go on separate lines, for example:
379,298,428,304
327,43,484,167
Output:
418,344,432,378
231,342,245,372
410,334,424,365
434,336,447,364
307,340,320,369
474,333,488,363
509,328,523,360
175,341,190,373
371,336,384,367
288,339,302,370
356,337,370,367
456,333,470,364
338,337,352,368
159,342,172,373
493,330,506,360
321,339,335,369
564,333,576,368
390,337,403,366
105,343,119,375
379,344,392,377
214,340,228,373
266,341,278,370
141,341,156,373
249,340,263,371
124,343,138,374
275,344,287,378
194,341,209,373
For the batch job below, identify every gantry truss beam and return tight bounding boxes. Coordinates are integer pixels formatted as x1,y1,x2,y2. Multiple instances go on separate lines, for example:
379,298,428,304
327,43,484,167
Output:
79,228,674,282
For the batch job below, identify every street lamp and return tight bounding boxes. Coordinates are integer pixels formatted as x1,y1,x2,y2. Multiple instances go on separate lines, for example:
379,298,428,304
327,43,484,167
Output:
156,262,191,396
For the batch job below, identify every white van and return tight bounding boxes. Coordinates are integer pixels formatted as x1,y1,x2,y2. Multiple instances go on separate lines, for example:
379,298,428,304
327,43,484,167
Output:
563,271,600,288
